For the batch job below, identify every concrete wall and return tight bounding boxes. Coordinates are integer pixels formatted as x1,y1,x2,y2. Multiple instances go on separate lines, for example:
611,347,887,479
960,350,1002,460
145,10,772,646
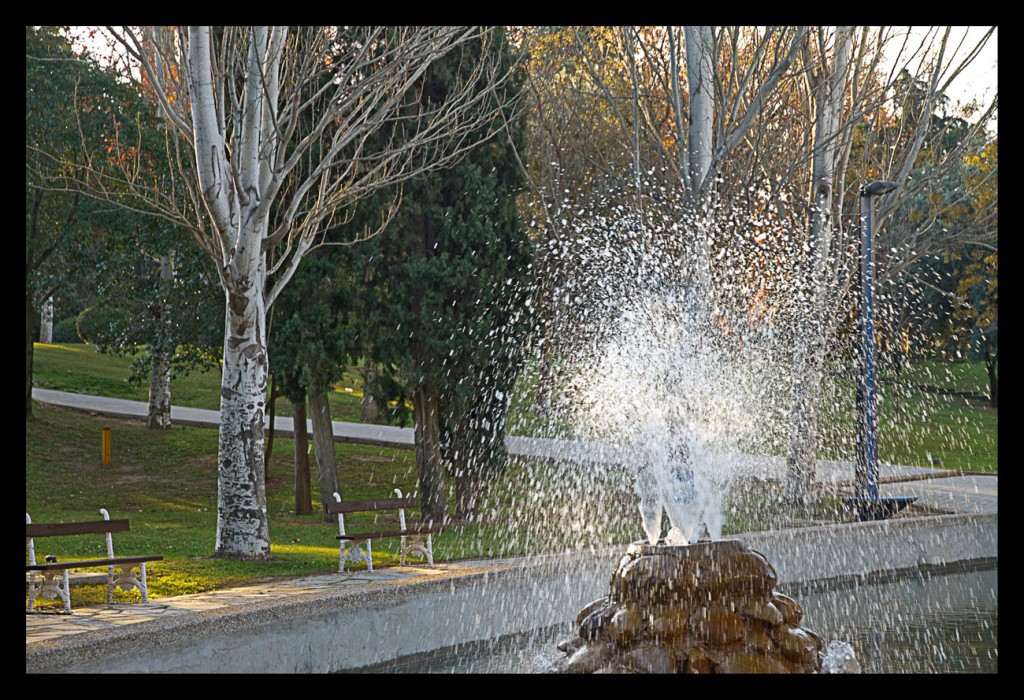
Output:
742,512,997,583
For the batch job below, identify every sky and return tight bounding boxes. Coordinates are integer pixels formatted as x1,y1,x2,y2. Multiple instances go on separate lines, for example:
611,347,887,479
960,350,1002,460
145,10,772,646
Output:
898,26,997,132
68,25,998,133
954,27,997,103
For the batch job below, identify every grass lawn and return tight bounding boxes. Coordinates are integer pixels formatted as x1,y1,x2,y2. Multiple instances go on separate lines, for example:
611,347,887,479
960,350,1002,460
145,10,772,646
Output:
32,342,375,423
815,361,998,473
26,401,641,608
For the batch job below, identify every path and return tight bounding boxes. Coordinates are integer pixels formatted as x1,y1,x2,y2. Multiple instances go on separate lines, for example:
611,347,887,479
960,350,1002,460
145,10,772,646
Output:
30,388,997,516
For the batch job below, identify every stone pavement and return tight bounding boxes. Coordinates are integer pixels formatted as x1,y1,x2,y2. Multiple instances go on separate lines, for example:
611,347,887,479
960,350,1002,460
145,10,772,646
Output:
25,560,494,646
27,513,997,672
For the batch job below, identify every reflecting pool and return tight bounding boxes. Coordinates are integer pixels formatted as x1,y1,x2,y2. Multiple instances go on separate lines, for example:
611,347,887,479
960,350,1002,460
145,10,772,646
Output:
349,563,997,674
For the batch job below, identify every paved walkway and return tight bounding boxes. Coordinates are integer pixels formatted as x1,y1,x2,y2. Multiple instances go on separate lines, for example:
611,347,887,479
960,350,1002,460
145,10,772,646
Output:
27,388,997,650
26,559,510,647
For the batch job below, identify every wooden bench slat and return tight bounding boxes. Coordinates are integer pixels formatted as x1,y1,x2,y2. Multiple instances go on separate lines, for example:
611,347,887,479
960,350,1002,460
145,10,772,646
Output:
326,498,419,514
26,555,164,572
337,528,437,540
27,519,131,537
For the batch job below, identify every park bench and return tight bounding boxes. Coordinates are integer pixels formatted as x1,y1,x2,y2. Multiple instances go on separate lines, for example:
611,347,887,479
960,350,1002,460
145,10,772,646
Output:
327,489,436,573
26,508,163,613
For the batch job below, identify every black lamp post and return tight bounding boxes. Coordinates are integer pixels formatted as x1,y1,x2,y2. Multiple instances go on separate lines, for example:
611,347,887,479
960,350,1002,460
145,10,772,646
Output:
845,180,916,521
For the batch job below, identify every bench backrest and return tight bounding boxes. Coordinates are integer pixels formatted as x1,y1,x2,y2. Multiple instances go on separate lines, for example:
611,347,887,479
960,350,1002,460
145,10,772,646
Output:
26,519,130,537
328,490,418,538
325,497,418,515
26,509,123,566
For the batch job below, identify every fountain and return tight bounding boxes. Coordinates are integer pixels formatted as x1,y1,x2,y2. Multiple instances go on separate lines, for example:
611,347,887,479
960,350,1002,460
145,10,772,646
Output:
552,539,849,673
527,192,870,674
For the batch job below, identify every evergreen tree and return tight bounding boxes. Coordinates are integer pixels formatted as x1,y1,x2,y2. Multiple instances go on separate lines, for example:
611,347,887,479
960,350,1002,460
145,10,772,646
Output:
269,248,360,516
86,228,224,426
348,29,533,521
26,26,151,419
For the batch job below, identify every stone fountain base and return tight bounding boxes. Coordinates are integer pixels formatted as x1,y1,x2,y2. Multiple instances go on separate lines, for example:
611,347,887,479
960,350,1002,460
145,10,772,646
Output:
554,539,833,673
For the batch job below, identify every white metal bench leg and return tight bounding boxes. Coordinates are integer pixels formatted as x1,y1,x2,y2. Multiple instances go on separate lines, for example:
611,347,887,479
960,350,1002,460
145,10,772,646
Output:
27,572,38,613
399,534,434,567
140,563,149,603
340,540,374,573
96,564,148,602
61,569,71,613
27,570,72,613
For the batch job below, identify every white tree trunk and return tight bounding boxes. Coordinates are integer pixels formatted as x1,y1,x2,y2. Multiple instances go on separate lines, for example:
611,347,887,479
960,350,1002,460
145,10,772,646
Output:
785,27,854,506
147,351,172,429
39,296,53,344
212,202,272,557
215,281,271,558
80,25,519,558
685,26,715,195
147,254,174,429
186,26,276,559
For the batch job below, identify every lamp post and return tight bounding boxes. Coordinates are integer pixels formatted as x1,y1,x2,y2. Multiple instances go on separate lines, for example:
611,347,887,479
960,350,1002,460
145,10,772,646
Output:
857,180,895,499
846,180,916,521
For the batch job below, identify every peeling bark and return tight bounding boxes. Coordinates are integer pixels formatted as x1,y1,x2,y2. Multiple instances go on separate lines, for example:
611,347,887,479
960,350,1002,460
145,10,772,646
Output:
147,254,176,429
147,350,172,429
71,26,523,558
784,27,854,506
214,288,271,560
40,296,53,344
684,26,715,194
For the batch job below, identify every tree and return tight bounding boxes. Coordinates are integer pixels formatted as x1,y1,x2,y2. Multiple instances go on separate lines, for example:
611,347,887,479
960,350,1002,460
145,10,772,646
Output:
25,26,139,421
780,26,856,503
519,26,996,506
268,248,358,518
884,135,997,405
347,29,532,522
85,225,224,428
957,139,998,407
516,27,809,416
31,26,522,559
28,28,224,430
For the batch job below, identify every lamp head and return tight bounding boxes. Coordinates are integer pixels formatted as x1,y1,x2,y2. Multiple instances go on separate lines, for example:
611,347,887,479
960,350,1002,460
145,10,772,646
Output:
860,180,898,197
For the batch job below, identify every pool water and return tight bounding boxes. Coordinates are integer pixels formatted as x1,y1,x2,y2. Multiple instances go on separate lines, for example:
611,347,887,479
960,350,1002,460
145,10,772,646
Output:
349,564,997,674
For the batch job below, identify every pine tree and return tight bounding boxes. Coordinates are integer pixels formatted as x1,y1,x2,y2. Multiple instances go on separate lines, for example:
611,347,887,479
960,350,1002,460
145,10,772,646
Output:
348,29,533,521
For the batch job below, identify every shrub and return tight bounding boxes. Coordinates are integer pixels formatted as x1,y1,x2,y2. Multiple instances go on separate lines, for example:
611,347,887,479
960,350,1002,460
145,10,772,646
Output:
51,317,80,343
75,305,130,345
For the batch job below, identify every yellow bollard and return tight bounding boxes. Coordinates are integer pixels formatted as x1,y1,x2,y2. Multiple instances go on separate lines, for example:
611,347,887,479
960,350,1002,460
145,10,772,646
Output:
101,427,111,466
